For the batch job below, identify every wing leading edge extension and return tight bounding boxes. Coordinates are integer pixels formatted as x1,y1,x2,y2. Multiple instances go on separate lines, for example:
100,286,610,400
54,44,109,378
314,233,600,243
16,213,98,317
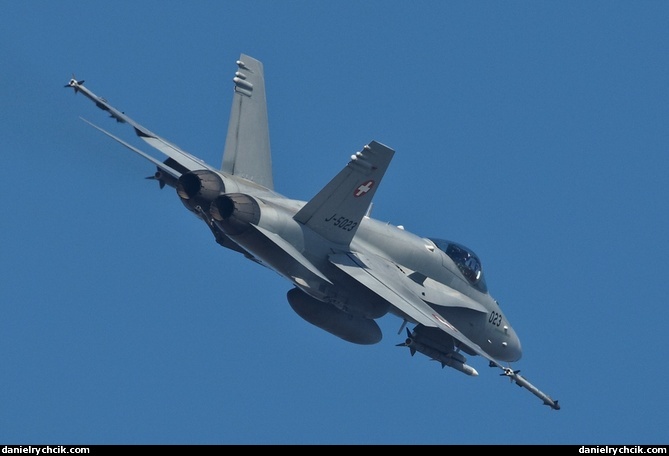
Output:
329,250,560,410
330,251,493,361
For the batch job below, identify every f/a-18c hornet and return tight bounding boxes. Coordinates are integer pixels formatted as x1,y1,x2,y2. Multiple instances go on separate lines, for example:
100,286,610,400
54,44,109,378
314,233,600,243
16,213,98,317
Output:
67,53,559,410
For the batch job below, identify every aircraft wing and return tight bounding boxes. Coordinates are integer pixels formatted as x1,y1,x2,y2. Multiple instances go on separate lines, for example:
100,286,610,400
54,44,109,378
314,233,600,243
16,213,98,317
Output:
66,78,214,175
79,118,183,180
330,250,561,410
329,250,505,369
251,224,333,285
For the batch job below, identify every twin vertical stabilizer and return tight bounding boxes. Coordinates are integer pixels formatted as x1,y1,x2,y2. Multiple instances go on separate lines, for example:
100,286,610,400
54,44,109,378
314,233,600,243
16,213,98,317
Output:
221,54,274,190
293,141,394,246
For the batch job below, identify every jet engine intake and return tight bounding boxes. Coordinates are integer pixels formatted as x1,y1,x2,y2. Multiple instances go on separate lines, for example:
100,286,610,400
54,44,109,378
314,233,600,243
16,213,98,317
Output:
210,193,261,235
287,288,382,345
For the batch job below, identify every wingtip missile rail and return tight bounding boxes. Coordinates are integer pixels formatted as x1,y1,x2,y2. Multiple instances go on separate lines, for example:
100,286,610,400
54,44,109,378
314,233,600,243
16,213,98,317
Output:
65,77,126,123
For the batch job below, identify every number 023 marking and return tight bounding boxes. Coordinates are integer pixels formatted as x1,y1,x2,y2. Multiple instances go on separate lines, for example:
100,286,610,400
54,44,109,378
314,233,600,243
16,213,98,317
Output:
488,311,502,327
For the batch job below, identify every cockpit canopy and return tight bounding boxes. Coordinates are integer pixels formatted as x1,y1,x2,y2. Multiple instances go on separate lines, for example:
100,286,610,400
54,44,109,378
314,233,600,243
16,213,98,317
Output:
429,238,488,293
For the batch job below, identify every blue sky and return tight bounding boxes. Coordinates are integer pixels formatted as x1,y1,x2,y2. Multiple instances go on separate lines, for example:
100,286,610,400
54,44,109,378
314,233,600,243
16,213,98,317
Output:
1,1,668,445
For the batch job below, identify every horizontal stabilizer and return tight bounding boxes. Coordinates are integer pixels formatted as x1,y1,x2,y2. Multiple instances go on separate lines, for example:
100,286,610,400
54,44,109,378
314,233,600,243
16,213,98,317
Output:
252,224,332,285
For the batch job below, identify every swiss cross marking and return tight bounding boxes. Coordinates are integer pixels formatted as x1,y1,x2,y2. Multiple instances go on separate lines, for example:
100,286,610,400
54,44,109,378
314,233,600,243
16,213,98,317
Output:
354,180,375,197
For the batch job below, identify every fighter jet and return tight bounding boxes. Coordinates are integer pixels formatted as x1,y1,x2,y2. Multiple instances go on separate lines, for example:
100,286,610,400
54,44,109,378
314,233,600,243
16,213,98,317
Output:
66,54,560,410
